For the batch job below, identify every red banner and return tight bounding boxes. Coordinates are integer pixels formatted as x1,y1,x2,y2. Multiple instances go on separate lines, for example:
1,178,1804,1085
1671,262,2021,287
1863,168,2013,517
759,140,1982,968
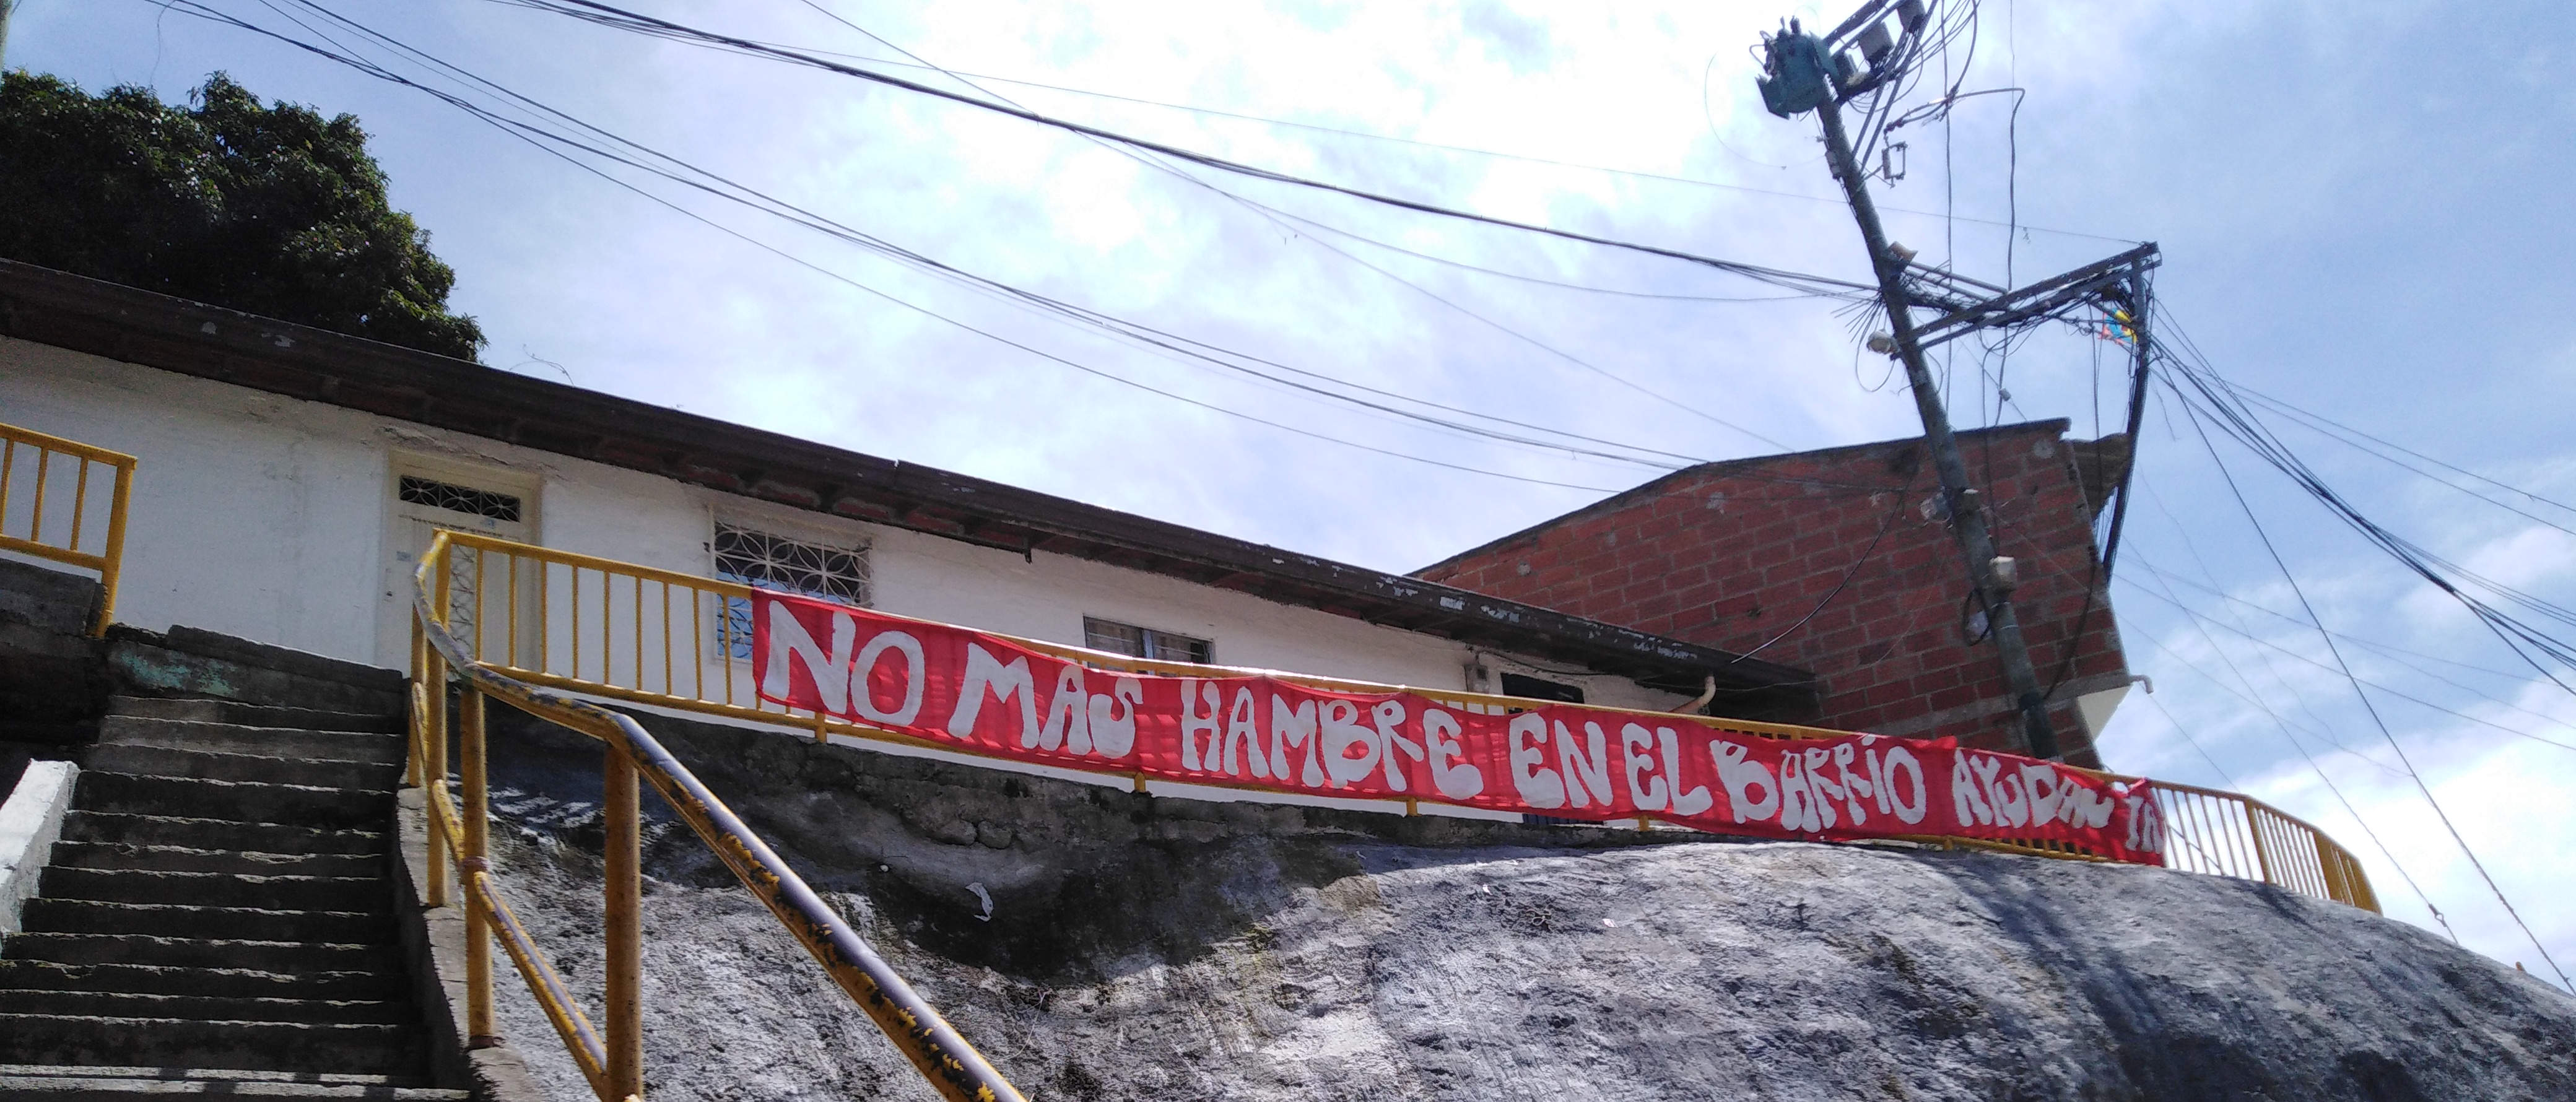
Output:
752,591,2166,863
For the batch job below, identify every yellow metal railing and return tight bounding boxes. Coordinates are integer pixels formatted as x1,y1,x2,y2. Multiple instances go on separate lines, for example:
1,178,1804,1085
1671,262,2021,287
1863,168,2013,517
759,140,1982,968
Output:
412,527,2382,1059
410,531,1024,1102
0,422,134,635
2147,779,2380,912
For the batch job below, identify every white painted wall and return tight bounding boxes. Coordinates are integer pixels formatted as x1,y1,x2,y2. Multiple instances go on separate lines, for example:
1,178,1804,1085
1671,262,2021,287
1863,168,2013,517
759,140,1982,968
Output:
1,337,1685,712
0,760,79,937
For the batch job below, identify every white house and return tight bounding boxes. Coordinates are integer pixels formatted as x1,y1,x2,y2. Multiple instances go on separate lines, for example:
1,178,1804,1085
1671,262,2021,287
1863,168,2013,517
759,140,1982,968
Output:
0,260,1821,739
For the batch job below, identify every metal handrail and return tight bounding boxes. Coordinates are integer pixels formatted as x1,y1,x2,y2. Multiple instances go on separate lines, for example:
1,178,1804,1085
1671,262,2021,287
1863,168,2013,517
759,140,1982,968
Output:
413,527,2378,971
423,529,1970,753
0,421,135,635
2145,778,2381,913
411,530,1025,1102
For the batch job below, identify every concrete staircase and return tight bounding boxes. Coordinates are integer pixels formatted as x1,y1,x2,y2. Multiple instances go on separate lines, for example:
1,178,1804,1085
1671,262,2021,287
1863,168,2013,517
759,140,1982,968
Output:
0,693,463,1100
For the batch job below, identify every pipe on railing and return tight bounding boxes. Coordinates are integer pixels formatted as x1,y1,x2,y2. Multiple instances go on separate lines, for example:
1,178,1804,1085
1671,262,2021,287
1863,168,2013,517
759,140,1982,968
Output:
411,532,1025,1102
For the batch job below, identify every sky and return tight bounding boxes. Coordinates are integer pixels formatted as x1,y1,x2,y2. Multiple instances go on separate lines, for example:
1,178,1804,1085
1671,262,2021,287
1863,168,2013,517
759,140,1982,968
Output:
11,0,2574,985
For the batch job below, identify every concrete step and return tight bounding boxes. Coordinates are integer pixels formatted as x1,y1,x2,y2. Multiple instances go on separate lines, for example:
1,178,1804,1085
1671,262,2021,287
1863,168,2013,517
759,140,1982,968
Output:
38,868,388,915
50,841,379,879
0,934,395,976
0,1064,460,1101
73,774,384,831
85,745,399,794
0,991,412,1026
0,961,397,1003
106,697,402,735
19,900,387,945
0,558,104,637
97,716,402,766
0,1014,419,1078
107,629,401,718
59,813,384,857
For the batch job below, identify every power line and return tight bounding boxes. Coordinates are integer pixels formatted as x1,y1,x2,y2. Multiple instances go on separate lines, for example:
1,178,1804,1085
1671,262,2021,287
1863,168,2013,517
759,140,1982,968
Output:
225,0,1985,498
2128,561,2403,775
2176,381,2572,994
759,33,2143,245
2118,577,2576,754
1245,202,1837,305
780,0,1808,455
162,0,1686,493
488,0,1883,297
2133,558,2549,683
2222,380,2576,535
2155,311,2576,697
261,1,1784,472
2128,628,2453,938
1730,466,1921,663
2143,691,2240,789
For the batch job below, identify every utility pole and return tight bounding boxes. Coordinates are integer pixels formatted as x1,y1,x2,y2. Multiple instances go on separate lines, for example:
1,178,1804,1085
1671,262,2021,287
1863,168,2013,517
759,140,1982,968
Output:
1757,4,2079,760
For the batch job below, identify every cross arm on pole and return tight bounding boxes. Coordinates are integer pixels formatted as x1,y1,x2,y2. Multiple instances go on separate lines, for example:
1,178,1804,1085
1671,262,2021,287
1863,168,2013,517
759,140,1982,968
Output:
1912,245,2161,349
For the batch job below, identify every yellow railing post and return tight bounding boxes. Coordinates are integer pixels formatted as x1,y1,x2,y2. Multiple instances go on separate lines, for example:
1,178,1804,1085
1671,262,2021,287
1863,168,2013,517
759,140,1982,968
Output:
92,457,133,636
28,449,48,544
425,552,453,910
2244,802,2278,888
461,687,497,1046
604,743,645,1101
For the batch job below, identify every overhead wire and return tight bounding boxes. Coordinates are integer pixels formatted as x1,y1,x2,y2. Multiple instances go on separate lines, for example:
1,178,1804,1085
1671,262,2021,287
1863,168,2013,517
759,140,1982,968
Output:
584,0,1842,451
778,0,1808,456
253,0,1836,481
484,0,1882,298
568,2,2144,245
2134,558,2546,683
1730,469,1923,664
166,0,1677,492
2132,627,2453,938
2223,381,2576,537
2157,319,2576,698
260,0,1888,472
2117,578,2576,753
2126,536,2403,774
2174,373,2573,994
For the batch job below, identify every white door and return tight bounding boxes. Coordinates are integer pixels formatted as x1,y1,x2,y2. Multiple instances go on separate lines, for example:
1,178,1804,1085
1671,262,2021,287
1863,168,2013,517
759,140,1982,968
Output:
378,456,541,670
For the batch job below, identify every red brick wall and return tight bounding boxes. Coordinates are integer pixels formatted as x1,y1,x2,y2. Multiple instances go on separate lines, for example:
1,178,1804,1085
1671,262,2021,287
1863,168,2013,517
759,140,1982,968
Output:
1416,422,2128,766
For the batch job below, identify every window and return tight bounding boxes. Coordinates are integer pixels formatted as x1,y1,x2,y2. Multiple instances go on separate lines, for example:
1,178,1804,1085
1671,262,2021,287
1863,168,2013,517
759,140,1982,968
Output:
715,523,870,659
1499,674,1588,826
1082,617,1212,664
1499,673,1585,704
399,475,523,523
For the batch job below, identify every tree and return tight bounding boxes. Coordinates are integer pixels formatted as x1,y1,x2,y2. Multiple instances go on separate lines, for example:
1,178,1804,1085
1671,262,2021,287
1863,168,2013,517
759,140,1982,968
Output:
0,71,485,360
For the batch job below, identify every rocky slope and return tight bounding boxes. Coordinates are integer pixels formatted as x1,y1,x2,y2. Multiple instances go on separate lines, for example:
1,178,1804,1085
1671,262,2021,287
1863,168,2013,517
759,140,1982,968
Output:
474,711,2576,1101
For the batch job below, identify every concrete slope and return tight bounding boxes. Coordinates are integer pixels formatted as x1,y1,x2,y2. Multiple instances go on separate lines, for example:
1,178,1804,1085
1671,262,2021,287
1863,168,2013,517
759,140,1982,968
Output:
468,714,2575,1102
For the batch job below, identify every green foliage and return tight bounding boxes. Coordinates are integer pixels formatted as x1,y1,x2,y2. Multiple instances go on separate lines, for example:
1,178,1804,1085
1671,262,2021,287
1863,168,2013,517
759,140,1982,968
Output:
0,71,485,360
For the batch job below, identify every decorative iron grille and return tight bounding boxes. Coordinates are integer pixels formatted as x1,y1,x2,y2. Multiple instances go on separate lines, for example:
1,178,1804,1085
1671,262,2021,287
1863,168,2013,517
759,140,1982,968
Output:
400,475,523,523
715,524,870,659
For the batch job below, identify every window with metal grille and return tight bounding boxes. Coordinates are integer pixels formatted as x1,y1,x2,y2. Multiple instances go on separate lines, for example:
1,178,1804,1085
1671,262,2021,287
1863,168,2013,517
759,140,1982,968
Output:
1499,673,1584,704
399,475,522,523
715,524,870,659
1497,674,1591,827
1082,617,1212,664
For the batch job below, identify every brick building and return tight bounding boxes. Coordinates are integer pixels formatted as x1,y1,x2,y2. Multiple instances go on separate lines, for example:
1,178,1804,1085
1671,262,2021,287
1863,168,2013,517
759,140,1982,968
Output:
1416,420,2134,768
